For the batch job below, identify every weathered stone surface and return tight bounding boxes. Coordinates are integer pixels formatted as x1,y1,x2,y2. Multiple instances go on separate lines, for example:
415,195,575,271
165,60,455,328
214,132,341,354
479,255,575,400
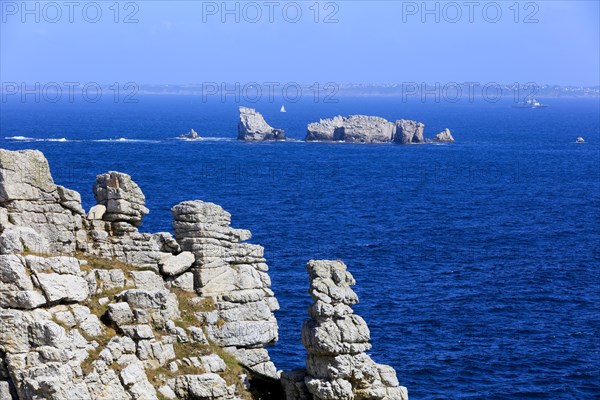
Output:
160,251,195,276
179,129,201,140
93,171,149,226
297,260,408,400
431,128,455,143
174,374,236,400
0,226,50,255
306,115,396,143
0,254,46,309
394,119,425,144
0,149,84,253
172,199,279,378
238,106,286,141
57,185,85,215
306,115,426,146
281,369,312,400
34,271,89,304
87,204,106,220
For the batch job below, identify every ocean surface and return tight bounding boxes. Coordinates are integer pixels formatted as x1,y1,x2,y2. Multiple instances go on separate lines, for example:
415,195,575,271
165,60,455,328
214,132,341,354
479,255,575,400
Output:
1,96,599,399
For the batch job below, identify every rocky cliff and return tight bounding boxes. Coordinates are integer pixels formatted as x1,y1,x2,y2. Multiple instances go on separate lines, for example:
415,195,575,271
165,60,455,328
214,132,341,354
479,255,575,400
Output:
306,115,446,145
0,149,407,400
238,107,286,141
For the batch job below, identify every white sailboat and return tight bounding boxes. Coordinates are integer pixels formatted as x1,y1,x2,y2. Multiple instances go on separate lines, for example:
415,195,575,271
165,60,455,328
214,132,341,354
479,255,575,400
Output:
280,104,286,113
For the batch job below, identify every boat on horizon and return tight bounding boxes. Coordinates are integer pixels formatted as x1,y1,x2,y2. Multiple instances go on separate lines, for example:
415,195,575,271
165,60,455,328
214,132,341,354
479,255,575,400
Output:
280,104,286,113
513,97,548,109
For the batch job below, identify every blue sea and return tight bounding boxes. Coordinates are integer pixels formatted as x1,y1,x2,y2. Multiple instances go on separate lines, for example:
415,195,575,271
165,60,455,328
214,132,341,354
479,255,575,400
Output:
1,96,599,399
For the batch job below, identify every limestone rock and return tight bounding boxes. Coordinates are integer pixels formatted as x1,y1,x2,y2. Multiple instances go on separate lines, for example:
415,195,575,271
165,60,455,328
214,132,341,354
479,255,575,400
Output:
306,115,396,143
160,251,195,276
87,205,106,220
431,128,454,143
0,254,46,309
174,374,236,400
394,119,425,144
35,272,90,303
238,106,286,141
172,200,279,378
93,171,149,226
57,185,85,215
298,260,408,400
179,129,201,140
0,149,84,253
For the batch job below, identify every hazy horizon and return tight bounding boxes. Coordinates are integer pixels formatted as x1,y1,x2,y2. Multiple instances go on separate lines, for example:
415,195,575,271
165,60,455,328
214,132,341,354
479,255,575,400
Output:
1,1,599,86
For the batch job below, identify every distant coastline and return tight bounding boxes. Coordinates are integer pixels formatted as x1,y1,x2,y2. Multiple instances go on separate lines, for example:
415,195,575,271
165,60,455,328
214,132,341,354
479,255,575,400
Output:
2,83,598,100
130,83,600,99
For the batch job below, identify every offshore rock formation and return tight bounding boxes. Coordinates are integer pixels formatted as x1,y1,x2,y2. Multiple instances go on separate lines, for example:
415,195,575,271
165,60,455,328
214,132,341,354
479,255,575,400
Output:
429,129,454,143
0,149,281,399
305,116,396,143
393,120,425,145
179,129,201,140
238,107,286,141
282,260,408,400
306,115,449,145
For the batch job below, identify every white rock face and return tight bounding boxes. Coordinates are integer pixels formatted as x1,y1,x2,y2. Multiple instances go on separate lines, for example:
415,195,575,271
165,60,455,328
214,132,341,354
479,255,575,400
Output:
174,374,236,399
306,115,396,143
87,204,106,220
93,171,149,226
0,149,84,253
35,272,90,303
238,106,286,141
431,128,455,143
160,251,195,276
306,115,425,144
172,200,279,378
394,119,425,144
284,260,409,400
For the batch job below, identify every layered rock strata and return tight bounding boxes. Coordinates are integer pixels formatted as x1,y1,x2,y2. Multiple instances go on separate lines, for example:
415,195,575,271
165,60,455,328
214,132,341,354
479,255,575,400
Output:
238,107,286,141
430,129,455,143
283,260,408,400
172,200,279,379
0,149,84,254
0,149,281,399
306,115,443,145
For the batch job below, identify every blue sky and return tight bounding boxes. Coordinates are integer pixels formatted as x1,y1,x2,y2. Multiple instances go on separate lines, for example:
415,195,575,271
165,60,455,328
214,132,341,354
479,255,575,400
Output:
1,1,599,85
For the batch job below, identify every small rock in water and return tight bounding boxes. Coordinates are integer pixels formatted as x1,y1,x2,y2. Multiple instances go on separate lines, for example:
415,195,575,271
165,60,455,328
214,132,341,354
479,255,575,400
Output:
179,129,201,140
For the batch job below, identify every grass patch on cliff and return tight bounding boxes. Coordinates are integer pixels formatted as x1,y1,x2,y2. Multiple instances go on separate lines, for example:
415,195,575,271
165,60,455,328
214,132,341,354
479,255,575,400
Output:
206,340,253,400
170,288,216,329
79,325,119,375
75,253,156,274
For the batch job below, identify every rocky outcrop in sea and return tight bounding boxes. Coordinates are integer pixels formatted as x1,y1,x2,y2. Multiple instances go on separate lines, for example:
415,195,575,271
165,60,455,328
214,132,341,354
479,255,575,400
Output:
0,148,407,399
306,115,448,145
238,107,286,141
429,129,454,143
179,129,201,140
281,260,408,400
